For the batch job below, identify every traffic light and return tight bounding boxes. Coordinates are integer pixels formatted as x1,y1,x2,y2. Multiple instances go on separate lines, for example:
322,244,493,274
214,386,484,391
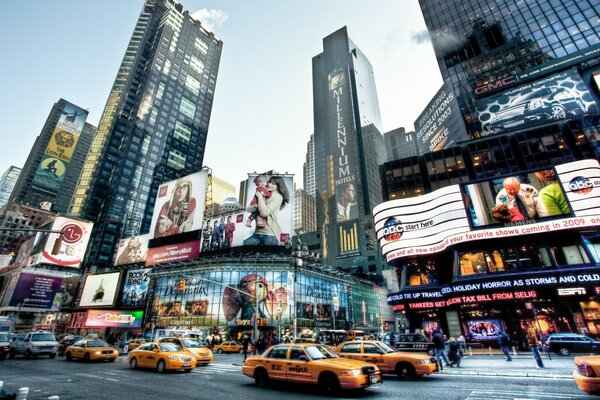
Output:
177,280,186,292
51,237,62,255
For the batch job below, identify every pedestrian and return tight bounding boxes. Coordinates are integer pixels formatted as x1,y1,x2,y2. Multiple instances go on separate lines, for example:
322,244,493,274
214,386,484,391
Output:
526,327,545,369
256,336,265,354
389,332,396,350
242,335,250,361
497,331,513,361
432,329,451,369
447,337,462,368
457,333,466,353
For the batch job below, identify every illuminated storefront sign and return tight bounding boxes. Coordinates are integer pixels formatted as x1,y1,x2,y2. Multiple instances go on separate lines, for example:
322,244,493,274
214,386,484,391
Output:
85,310,143,328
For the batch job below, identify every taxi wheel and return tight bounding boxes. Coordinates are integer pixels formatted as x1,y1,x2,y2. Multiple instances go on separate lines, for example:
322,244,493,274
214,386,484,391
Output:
8,350,15,359
559,347,570,356
217,349,223,354
65,353,73,361
396,362,416,379
49,353,56,359
157,360,166,373
319,373,340,394
129,357,138,370
427,349,435,356
254,368,269,387
84,353,91,362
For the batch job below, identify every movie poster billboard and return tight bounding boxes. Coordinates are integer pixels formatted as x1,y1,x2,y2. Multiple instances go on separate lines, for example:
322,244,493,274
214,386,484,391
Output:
120,268,151,307
149,171,208,239
243,174,293,246
5,272,63,310
114,234,149,266
145,241,200,266
32,102,88,193
200,211,246,252
414,81,469,154
374,159,600,261
477,68,597,135
85,310,143,328
28,217,93,268
78,272,121,308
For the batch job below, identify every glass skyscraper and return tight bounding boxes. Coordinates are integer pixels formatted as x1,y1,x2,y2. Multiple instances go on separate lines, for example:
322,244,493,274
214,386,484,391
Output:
312,27,385,275
70,0,222,269
419,0,600,137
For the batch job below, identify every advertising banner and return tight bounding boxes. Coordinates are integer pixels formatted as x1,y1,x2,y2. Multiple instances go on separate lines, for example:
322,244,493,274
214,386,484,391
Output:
6,272,63,310
145,241,200,266
374,159,600,261
0,255,12,269
78,272,121,308
415,81,469,154
149,171,208,239
114,234,149,266
14,238,34,267
120,268,151,307
85,310,143,328
477,68,597,135
29,217,93,268
200,212,245,252
243,174,293,246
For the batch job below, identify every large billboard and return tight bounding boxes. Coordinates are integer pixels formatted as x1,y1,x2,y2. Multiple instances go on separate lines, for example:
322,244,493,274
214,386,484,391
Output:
477,68,597,135
149,171,208,239
146,241,200,266
85,310,143,328
114,234,149,266
200,212,246,252
414,81,469,154
78,272,121,308
374,159,600,262
29,217,93,268
4,272,63,310
242,174,293,246
120,268,151,307
32,102,88,192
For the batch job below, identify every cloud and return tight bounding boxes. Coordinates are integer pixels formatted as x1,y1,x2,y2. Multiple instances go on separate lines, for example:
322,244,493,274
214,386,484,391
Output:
411,29,465,53
190,9,228,32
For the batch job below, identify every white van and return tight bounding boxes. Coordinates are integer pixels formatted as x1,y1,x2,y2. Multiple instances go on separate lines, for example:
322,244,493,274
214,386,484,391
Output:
153,329,201,341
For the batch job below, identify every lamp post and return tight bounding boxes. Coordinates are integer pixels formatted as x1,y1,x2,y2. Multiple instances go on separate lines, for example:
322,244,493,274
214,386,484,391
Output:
292,240,308,340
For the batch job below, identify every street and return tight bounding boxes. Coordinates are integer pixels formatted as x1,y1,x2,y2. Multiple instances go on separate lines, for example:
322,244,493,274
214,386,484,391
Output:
0,353,595,400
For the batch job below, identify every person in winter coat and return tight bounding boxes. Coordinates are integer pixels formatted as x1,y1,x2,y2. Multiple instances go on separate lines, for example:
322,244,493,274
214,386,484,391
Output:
447,337,462,368
432,329,451,368
497,331,513,361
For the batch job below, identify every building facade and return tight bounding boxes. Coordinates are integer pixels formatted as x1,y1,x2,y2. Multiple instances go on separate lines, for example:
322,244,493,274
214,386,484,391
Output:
293,189,317,234
383,127,419,161
303,134,316,197
0,166,21,209
312,27,385,275
69,0,223,269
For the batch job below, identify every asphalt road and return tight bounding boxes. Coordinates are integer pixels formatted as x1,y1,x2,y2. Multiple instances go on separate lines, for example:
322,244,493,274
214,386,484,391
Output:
0,353,596,400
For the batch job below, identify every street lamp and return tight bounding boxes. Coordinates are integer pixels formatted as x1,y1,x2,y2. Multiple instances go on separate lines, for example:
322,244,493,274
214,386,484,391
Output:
292,241,308,340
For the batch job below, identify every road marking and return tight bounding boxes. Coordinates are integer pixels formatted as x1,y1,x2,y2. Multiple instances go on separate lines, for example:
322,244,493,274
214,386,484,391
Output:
464,388,588,399
75,373,119,382
191,363,242,375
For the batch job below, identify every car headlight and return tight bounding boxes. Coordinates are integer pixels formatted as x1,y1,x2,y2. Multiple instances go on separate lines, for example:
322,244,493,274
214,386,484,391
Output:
339,369,361,376
416,359,431,364
95,351,102,355
32,346,39,350
167,356,179,360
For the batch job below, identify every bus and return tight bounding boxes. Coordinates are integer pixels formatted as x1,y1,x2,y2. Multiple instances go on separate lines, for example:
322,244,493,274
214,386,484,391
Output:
346,330,366,340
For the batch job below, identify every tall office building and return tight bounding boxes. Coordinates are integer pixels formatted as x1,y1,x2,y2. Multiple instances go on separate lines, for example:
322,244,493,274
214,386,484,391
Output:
383,127,419,161
293,188,317,234
70,0,223,269
10,99,95,214
0,166,21,209
303,134,316,198
419,0,600,137
312,27,385,275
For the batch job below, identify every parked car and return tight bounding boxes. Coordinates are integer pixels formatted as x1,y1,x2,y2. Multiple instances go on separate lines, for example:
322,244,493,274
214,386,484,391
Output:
157,337,213,366
64,339,118,362
9,331,59,359
545,333,600,356
0,332,10,360
58,335,85,356
394,333,435,356
241,343,382,393
212,341,244,354
333,340,438,379
128,342,196,373
573,355,600,394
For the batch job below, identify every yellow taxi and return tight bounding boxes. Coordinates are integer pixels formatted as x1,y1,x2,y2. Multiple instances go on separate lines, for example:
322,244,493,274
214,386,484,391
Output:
64,339,119,362
242,343,382,393
213,341,244,354
157,337,213,366
127,342,196,373
127,338,146,352
333,340,438,379
573,355,600,394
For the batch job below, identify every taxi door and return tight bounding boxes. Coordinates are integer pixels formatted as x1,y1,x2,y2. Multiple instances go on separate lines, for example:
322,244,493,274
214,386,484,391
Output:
69,342,84,359
285,347,312,383
144,344,160,367
361,343,389,372
337,342,363,361
262,346,288,380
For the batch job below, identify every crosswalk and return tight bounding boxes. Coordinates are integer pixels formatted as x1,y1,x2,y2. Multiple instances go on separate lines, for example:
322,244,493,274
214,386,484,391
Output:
191,362,242,375
464,389,589,400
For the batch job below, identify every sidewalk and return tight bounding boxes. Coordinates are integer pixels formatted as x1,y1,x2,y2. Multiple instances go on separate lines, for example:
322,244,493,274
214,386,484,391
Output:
437,349,575,378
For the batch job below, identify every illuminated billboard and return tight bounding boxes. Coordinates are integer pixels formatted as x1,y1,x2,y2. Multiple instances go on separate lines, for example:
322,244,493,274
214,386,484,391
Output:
146,241,200,266
78,272,121,308
374,159,600,262
149,171,208,239
414,81,469,154
120,268,151,307
29,217,93,268
477,68,597,135
85,310,143,328
4,272,63,310
242,174,293,246
200,212,245,252
114,234,149,266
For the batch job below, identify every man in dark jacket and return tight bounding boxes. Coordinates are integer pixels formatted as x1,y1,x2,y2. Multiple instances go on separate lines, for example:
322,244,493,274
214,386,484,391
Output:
242,336,250,361
432,329,451,367
497,331,512,361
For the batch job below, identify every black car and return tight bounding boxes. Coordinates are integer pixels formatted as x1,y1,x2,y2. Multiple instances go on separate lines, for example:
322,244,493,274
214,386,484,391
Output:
545,333,600,356
393,333,435,356
58,335,85,356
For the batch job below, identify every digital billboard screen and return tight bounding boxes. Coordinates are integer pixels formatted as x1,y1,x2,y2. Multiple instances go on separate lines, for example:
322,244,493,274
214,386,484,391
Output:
7,272,63,310
114,234,149,266
120,268,151,308
78,272,121,308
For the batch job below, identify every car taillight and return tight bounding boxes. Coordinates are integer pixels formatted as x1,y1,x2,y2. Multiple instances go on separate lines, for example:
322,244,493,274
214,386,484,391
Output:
578,362,596,377
545,340,550,346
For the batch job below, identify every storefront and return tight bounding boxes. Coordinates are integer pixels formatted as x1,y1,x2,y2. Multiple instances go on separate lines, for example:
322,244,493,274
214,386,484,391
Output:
67,309,144,343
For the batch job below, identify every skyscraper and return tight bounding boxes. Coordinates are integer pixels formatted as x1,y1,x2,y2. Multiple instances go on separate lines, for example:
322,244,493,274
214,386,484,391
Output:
10,99,95,214
0,166,21,209
312,27,385,275
419,0,600,137
303,134,316,197
70,0,223,269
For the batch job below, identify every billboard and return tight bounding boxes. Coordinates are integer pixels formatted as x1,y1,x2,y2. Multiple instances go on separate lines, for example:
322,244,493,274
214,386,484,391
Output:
242,174,293,246
5,272,63,310
149,171,208,239
29,217,93,268
32,102,88,193
414,81,469,154
120,268,151,307
200,212,245,252
14,238,34,267
477,68,597,135
78,272,121,308
146,241,200,266
114,234,149,266
85,310,143,328
374,159,600,261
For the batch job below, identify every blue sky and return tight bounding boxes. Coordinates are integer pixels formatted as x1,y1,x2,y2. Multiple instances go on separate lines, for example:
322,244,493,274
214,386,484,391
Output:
0,0,442,192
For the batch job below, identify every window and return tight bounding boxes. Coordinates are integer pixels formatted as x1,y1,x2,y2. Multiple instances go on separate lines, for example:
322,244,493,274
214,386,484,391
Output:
185,75,200,96
406,259,437,286
289,348,306,360
174,121,191,142
267,346,289,359
363,344,380,354
179,97,196,119
341,343,361,353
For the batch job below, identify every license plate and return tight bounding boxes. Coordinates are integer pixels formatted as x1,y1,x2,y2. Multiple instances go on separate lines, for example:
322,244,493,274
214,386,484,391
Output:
183,362,190,367
105,356,111,360
370,376,378,384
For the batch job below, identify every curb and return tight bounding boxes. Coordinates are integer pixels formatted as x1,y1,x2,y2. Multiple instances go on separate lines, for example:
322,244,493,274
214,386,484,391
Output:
438,370,573,379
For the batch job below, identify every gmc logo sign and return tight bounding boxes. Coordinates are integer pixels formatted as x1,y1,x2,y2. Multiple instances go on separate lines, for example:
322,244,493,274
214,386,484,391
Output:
474,76,516,96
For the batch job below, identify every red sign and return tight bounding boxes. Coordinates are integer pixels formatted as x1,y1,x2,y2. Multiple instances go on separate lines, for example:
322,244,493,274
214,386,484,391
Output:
146,241,200,265
402,290,537,310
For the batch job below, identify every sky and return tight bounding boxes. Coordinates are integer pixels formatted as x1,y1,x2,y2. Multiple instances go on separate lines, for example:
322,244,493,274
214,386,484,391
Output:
0,0,442,194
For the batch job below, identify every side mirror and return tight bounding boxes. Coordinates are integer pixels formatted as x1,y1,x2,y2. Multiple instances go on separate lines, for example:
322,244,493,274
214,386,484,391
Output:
298,355,309,362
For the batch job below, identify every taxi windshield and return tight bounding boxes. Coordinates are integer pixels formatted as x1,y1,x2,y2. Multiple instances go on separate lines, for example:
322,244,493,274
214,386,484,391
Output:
375,342,396,354
305,345,338,360
159,343,183,352
87,341,109,347
182,339,202,348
